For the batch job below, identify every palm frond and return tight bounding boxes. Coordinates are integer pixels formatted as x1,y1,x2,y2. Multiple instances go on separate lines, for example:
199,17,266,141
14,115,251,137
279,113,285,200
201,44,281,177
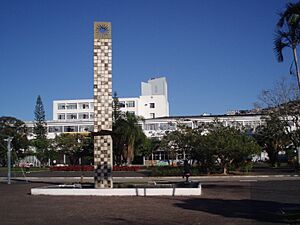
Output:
277,12,285,28
273,32,289,62
276,2,300,29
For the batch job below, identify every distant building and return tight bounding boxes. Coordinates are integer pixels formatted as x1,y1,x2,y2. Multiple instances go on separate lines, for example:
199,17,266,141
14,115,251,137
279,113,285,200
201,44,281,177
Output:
52,77,169,121
26,76,268,140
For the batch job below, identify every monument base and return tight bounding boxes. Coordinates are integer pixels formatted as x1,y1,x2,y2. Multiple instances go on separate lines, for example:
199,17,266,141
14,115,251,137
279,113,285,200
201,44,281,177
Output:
31,182,201,196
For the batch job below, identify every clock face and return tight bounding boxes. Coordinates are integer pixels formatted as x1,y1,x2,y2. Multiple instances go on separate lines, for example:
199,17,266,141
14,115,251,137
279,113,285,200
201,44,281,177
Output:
95,22,111,39
98,24,108,34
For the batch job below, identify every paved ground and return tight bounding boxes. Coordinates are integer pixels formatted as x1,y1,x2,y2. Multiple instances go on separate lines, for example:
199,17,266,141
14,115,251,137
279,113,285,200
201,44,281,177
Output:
1,179,300,225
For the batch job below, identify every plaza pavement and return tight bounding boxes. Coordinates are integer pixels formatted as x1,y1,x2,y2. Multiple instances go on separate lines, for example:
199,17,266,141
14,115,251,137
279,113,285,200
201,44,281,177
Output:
1,179,300,225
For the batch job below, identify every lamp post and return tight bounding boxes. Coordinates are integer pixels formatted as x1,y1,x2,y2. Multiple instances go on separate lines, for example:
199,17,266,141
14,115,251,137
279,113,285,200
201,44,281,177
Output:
4,137,13,184
297,146,300,168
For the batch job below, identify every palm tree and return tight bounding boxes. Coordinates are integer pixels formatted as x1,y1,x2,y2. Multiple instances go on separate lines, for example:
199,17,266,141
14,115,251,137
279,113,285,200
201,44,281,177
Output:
113,112,145,165
274,2,300,91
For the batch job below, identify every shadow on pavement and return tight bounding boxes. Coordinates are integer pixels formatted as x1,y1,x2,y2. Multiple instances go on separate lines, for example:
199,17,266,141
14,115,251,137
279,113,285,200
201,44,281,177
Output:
174,198,300,224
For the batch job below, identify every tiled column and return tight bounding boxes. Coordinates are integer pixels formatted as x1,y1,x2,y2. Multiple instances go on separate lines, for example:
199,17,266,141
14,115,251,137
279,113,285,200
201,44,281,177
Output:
93,22,113,188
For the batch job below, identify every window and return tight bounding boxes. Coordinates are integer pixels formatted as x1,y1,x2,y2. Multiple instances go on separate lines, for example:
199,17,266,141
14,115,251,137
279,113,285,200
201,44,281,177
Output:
90,113,94,119
119,101,125,108
78,113,89,119
145,123,158,130
159,123,169,130
66,103,77,110
126,101,135,107
49,126,62,133
58,114,65,120
150,103,155,108
183,122,192,128
58,103,65,110
67,113,77,120
79,103,89,109
79,125,93,132
150,113,155,118
64,126,78,132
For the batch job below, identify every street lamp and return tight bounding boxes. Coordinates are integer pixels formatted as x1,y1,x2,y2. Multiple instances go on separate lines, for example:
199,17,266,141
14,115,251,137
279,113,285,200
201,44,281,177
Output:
4,137,13,184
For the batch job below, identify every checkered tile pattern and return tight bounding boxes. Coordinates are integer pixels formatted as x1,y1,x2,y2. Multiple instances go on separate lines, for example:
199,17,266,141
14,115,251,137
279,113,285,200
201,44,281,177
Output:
93,22,113,188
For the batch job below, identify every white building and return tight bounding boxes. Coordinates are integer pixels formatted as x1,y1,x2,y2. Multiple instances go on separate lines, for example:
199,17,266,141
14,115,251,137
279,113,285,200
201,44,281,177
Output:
52,77,169,121
27,76,267,140
27,112,265,139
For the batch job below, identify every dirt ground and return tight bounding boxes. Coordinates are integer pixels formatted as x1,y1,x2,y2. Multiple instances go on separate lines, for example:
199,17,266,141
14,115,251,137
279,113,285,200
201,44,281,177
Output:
0,180,300,225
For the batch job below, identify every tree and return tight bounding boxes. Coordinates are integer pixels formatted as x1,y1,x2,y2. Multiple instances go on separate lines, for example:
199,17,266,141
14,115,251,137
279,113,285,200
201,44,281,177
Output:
112,93,149,165
0,116,29,166
112,100,146,165
53,133,92,165
159,121,260,174
190,127,216,173
256,76,299,110
254,114,292,167
121,112,146,165
32,95,48,164
138,137,160,158
112,92,122,123
159,123,205,165
33,95,47,139
209,125,260,175
274,2,300,90
255,77,300,165
160,130,182,165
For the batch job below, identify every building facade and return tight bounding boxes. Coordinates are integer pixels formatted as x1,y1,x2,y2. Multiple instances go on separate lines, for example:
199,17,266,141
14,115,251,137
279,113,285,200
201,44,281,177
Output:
52,77,169,121
27,112,265,139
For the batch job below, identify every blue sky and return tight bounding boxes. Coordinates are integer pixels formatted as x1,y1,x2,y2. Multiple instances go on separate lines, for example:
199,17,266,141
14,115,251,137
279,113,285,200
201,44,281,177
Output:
0,0,298,121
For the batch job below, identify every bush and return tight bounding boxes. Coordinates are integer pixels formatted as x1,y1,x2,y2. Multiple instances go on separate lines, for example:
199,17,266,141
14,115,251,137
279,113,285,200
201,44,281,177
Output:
149,166,204,176
113,166,141,171
239,161,253,173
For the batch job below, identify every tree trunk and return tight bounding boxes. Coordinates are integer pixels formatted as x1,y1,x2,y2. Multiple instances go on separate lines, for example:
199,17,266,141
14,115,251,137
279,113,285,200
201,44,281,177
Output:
223,166,227,175
127,145,134,165
292,47,300,91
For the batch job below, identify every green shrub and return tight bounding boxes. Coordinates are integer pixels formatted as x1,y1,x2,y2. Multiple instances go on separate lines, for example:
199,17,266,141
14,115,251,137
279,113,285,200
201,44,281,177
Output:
149,166,205,176
239,161,253,173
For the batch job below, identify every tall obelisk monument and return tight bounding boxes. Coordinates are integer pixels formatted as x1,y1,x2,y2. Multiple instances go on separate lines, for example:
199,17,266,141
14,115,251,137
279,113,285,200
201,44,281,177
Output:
93,22,113,188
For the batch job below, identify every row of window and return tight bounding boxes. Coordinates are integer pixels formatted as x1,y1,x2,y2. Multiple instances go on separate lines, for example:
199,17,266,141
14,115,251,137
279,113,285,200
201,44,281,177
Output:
144,120,262,131
57,113,94,120
48,125,93,133
119,101,135,108
144,123,176,131
118,101,156,109
57,102,93,110
29,119,263,134
57,101,156,110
